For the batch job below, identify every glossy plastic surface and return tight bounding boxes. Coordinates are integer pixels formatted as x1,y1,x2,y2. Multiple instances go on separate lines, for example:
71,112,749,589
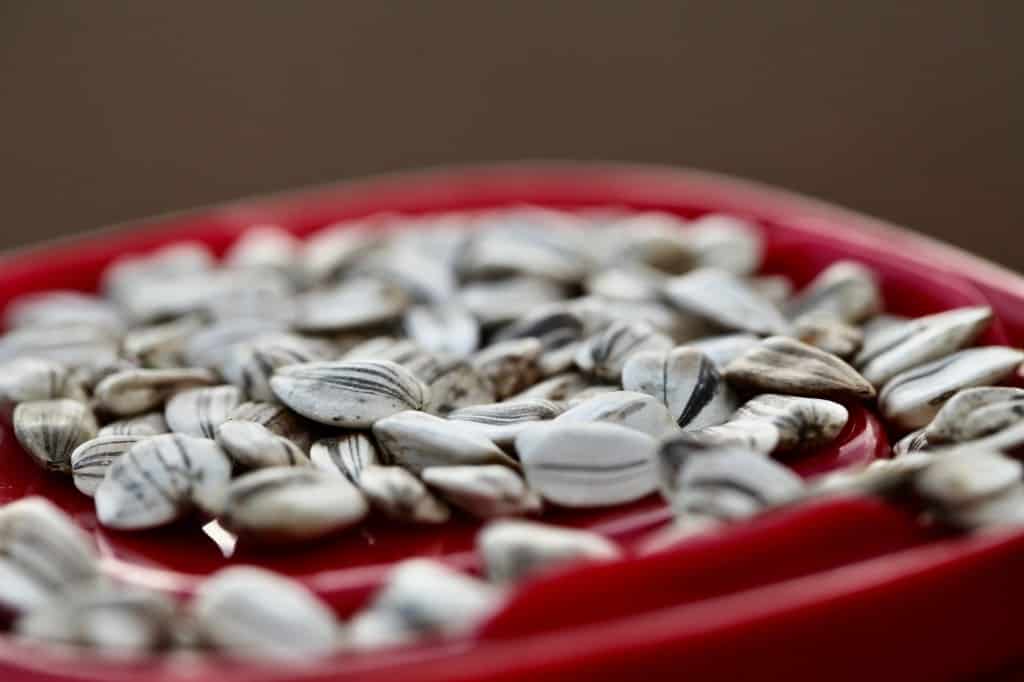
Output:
0,164,1021,681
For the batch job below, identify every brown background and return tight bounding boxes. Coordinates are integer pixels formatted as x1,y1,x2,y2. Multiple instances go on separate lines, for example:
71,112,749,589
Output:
1,2,1021,268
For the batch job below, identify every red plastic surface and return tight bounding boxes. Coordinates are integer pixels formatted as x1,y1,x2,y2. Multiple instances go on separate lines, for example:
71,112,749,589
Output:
0,163,1022,681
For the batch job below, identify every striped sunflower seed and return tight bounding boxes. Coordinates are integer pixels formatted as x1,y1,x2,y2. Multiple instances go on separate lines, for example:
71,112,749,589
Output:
663,268,789,336
686,213,763,275
14,399,98,473
0,357,86,403
70,435,147,496
574,321,673,382
95,434,232,530
218,467,368,543
165,385,243,439
310,433,381,484
93,367,219,417
422,465,542,518
477,519,620,584
98,411,170,438
622,347,737,430
271,360,430,427
403,302,480,358
471,338,543,400
5,291,125,334
216,420,310,470
447,399,566,447
358,465,451,524
786,261,881,324
372,411,516,473
226,401,315,451
554,390,677,438
220,332,334,403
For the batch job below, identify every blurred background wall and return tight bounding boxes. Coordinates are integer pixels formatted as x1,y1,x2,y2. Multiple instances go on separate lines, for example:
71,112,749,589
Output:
1,2,1021,268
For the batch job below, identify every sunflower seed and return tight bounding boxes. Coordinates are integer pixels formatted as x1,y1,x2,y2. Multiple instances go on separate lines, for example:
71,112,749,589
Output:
102,243,215,305
687,333,763,369
574,321,673,382
663,446,804,522
346,609,419,651
477,519,620,584
458,211,592,283
227,401,315,450
810,452,935,499
584,266,665,302
794,316,863,359
941,484,1024,528
506,372,591,402
224,225,301,273
271,359,430,427
492,305,587,354
310,433,380,484
554,390,677,438
458,277,570,327
921,387,1024,446
70,435,148,496
914,448,1022,509
723,336,876,401
661,420,782,456
750,275,794,306
302,220,383,284
219,333,333,403
218,467,368,543
16,586,177,654
358,465,451,524
183,317,289,370
295,277,410,333
192,566,340,660
5,291,125,334
0,497,100,614
165,385,243,439
94,368,219,417
447,399,566,447
403,302,480,358
95,434,232,529
417,357,496,416
892,428,931,456
122,315,206,369
98,412,170,437
855,306,993,387
516,422,658,508
365,559,502,636
0,324,121,373
122,269,290,325
622,348,737,430
14,399,98,473
787,261,882,324
663,268,789,336
356,244,456,303
687,214,763,275
600,212,695,275
730,394,849,453
422,465,542,518
0,357,85,403
372,411,516,473
879,347,1024,431
216,421,309,470
471,338,543,399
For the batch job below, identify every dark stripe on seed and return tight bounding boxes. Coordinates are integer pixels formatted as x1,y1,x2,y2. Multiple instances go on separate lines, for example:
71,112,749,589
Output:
231,471,321,504
534,458,650,474
677,356,719,428
882,354,963,393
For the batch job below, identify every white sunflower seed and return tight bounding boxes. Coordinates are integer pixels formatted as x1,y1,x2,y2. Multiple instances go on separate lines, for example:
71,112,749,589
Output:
810,452,934,499
102,243,215,304
661,420,781,456
622,347,737,430
921,387,1024,445
345,609,419,652
365,559,502,636
271,359,430,427
227,401,315,451
98,412,169,437
786,261,881,324
165,385,243,439
914,448,1022,508
458,211,592,283
664,446,804,523
574,321,673,382
358,465,451,524
122,315,206,369
0,324,121,373
686,214,763,275
93,368,219,417
506,372,591,402
310,433,380,484
0,497,100,614
403,302,480,358
750,275,793,306
663,268,789,336
372,411,516,473
0,357,85,403
447,399,566,447
295,277,410,333
216,421,309,470
14,399,98,473
422,465,542,518
218,467,368,543
516,422,659,508
95,434,232,530
224,225,301,274
71,435,148,496
723,336,876,401
192,566,340,660
458,277,570,327
183,317,289,371
301,220,383,285
729,394,849,453
600,212,695,275
477,519,620,584
793,316,864,359
471,338,543,399
16,586,177,655
942,484,1024,528
356,244,456,303
5,291,125,335
584,266,665,302
554,390,677,438
855,306,993,387
219,332,333,403
879,347,1024,431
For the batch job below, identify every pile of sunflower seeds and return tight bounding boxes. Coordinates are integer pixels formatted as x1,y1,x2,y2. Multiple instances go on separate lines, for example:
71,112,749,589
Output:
2,207,1024,658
